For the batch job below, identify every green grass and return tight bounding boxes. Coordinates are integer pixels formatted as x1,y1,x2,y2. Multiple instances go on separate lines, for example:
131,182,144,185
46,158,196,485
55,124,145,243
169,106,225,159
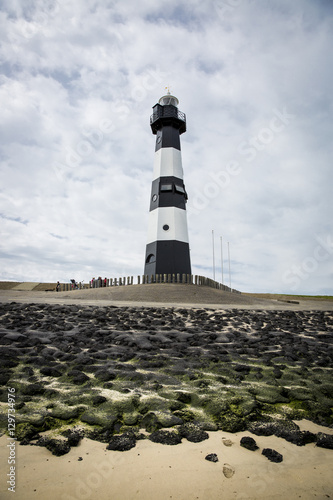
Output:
245,293,333,301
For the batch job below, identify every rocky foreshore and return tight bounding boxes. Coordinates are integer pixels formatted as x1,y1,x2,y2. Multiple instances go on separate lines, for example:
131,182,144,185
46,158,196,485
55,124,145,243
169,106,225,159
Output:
1,301,332,456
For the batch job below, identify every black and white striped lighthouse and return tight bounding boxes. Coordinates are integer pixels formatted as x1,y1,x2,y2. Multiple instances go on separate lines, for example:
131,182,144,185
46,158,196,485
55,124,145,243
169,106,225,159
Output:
144,92,191,277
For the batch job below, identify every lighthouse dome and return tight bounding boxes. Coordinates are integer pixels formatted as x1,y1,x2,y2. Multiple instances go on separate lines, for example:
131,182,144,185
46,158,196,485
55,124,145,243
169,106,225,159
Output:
158,94,179,107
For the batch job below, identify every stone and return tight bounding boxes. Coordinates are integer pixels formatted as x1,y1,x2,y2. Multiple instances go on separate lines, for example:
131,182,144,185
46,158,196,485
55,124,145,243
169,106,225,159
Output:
262,448,283,463
149,430,182,445
36,437,71,456
179,423,209,443
316,432,333,449
240,436,259,451
106,432,136,452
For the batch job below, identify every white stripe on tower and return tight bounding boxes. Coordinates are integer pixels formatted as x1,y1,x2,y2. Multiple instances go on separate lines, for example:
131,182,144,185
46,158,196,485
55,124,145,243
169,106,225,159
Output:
144,92,191,278
146,207,189,243
152,147,184,180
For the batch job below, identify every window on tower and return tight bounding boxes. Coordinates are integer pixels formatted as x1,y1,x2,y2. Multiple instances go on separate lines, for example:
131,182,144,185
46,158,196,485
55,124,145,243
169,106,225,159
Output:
175,185,185,194
160,183,173,192
146,254,155,264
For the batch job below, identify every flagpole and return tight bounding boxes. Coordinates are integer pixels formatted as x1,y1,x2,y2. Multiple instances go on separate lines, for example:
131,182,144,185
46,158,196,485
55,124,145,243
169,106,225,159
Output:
228,241,231,289
212,230,215,281
220,236,223,284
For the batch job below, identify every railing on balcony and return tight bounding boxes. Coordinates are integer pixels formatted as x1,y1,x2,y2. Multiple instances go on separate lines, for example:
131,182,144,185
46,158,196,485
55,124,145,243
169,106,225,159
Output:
150,105,186,126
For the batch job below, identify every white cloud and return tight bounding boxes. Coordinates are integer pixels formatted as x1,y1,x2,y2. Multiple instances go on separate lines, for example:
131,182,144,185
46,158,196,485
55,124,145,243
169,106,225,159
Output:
0,0,332,294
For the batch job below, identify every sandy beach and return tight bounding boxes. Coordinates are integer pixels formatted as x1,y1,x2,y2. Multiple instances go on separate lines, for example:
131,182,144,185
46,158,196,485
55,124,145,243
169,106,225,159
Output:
1,421,333,500
0,285,332,499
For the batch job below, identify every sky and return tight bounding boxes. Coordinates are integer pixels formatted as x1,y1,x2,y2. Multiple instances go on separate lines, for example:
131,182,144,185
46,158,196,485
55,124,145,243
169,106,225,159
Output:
0,0,332,294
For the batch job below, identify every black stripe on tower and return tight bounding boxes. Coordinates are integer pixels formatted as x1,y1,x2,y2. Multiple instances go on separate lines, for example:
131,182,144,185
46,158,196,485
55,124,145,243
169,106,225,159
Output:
155,126,181,151
149,176,188,211
145,241,191,276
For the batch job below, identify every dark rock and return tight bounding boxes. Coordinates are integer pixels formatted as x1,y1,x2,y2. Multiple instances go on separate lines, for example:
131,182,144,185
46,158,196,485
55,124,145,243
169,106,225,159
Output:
95,370,117,382
0,372,13,385
240,436,259,451
234,364,251,374
4,332,27,341
248,420,316,446
176,392,192,404
22,366,34,376
205,453,218,462
62,429,84,447
92,395,107,406
149,430,182,445
67,370,90,385
85,428,114,443
20,383,45,396
179,423,209,443
0,358,20,368
106,432,136,451
262,448,283,463
40,366,63,377
36,437,71,456
316,432,333,449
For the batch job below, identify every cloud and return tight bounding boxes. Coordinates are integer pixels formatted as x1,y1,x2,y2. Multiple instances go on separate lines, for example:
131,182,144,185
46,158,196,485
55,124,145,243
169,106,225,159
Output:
0,0,332,294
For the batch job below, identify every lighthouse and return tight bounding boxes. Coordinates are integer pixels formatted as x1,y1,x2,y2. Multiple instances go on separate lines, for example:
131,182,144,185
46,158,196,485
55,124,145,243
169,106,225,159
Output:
144,92,191,278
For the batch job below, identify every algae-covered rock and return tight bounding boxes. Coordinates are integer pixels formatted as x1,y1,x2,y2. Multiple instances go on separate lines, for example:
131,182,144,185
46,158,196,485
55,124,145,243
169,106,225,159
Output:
48,405,84,420
253,386,290,404
229,396,257,417
40,366,63,377
20,383,45,396
172,409,197,422
219,414,246,433
155,411,183,428
141,412,160,432
204,396,230,418
176,391,192,404
16,412,46,427
123,412,140,426
287,387,315,401
92,395,107,406
16,422,39,442
67,370,90,385
137,397,169,414
80,411,118,429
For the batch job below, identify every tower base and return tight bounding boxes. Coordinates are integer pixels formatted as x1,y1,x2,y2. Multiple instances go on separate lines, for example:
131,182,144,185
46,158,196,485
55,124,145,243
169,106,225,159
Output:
144,240,191,277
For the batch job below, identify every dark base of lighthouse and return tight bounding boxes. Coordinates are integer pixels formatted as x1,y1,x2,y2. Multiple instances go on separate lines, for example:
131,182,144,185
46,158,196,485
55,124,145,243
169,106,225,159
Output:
144,241,191,277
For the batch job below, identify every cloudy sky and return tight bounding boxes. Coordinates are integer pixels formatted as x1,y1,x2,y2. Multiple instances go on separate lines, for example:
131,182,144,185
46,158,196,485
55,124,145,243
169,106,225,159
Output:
1,0,332,294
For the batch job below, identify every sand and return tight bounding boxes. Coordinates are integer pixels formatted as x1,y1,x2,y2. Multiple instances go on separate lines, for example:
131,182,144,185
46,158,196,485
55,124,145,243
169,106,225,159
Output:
1,421,333,500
